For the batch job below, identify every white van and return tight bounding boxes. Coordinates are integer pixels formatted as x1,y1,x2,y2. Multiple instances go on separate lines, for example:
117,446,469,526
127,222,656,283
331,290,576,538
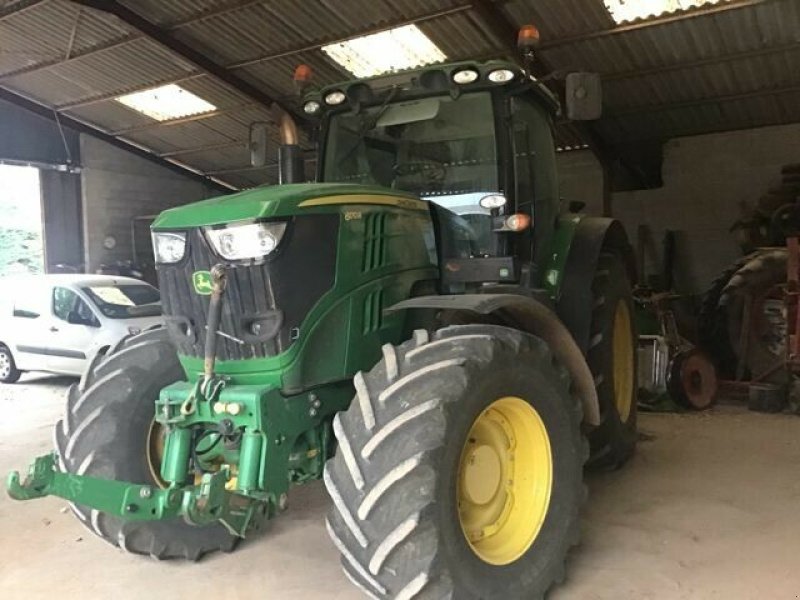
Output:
0,274,162,382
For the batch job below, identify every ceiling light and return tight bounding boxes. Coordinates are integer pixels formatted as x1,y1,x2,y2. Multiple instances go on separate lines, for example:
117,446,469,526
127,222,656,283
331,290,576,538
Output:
116,84,216,121
322,24,447,78
603,0,725,24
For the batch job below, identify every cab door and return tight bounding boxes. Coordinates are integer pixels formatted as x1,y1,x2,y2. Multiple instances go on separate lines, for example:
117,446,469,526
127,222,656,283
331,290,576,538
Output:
46,286,101,375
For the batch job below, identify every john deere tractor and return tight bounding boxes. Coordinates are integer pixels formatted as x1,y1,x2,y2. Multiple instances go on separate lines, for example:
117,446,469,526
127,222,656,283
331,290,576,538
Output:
8,53,637,599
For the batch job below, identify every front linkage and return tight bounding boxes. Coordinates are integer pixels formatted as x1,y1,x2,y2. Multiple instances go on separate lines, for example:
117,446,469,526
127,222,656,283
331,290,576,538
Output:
8,264,342,538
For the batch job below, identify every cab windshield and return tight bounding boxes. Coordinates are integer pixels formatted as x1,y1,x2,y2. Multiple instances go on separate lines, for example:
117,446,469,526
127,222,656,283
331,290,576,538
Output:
322,92,503,255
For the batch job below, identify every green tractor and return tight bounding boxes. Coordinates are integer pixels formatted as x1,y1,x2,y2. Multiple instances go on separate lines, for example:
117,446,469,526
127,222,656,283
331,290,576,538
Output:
8,53,638,598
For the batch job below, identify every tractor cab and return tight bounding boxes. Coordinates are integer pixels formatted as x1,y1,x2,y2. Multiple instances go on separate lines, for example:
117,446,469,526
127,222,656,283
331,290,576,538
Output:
300,60,589,289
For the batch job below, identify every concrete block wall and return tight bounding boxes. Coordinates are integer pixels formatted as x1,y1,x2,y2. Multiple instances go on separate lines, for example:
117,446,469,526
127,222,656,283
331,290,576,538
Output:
556,122,800,295
80,135,216,271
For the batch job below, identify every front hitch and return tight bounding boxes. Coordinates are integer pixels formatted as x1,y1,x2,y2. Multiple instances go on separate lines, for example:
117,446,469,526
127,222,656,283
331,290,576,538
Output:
7,453,262,537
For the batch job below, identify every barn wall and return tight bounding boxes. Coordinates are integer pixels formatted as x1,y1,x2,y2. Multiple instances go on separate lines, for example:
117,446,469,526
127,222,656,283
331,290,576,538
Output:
80,135,216,272
556,122,800,295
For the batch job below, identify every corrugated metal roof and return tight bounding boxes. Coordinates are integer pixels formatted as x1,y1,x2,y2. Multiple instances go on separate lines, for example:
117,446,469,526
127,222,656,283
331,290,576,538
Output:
0,0,797,189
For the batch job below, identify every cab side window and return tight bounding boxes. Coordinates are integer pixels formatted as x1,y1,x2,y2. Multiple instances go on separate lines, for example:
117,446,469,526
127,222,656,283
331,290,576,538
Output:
53,287,98,326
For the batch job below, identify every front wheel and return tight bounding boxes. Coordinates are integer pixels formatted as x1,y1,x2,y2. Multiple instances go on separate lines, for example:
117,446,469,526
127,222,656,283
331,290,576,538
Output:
325,325,587,599
54,328,236,559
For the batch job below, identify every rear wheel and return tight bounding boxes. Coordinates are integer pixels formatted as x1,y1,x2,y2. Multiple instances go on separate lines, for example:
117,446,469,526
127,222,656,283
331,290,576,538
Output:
0,344,21,383
325,325,586,599
53,328,236,560
586,253,638,469
721,249,788,382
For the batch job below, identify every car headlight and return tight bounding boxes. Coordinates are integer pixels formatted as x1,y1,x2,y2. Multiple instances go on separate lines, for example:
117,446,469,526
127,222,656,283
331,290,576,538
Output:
152,232,187,264
204,221,287,261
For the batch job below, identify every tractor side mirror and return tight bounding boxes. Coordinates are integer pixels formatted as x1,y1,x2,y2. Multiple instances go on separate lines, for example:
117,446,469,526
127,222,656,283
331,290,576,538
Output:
565,72,602,121
249,122,270,167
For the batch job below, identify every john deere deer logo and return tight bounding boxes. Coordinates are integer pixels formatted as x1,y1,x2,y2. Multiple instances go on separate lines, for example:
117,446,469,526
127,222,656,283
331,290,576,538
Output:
192,271,214,295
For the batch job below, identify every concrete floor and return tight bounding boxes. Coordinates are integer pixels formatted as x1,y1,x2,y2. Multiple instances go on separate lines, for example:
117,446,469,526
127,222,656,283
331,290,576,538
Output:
1,374,799,600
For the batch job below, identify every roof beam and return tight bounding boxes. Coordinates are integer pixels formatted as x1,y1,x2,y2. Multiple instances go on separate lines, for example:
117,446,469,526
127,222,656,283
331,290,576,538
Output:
0,85,234,192
610,83,800,117
0,0,264,80
228,4,475,70
0,0,47,21
605,40,800,81
40,3,475,112
71,0,299,120
158,140,246,158
540,0,781,51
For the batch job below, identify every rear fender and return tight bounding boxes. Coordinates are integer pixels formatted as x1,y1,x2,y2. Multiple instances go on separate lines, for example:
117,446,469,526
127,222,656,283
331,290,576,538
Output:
556,217,637,353
387,294,600,426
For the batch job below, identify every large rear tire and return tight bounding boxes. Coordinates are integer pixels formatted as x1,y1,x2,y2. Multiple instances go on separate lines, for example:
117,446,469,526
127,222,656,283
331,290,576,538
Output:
697,254,752,377
586,253,638,469
720,249,788,382
325,325,587,599
54,328,237,560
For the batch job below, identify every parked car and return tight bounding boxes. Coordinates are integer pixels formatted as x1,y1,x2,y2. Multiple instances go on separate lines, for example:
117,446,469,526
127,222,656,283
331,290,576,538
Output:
0,274,162,382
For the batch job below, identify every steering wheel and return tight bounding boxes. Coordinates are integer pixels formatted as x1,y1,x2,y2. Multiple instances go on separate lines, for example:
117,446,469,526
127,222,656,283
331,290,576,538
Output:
393,160,447,183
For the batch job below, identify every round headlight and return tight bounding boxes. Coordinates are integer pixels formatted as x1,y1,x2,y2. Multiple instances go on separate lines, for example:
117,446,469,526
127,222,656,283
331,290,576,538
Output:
324,91,346,106
452,69,479,84
488,69,515,84
303,100,321,114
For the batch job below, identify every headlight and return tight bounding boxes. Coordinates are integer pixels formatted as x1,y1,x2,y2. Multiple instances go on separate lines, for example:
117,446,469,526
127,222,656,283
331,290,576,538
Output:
204,221,287,261
324,91,346,106
303,100,321,114
152,232,187,264
452,68,479,84
488,69,515,83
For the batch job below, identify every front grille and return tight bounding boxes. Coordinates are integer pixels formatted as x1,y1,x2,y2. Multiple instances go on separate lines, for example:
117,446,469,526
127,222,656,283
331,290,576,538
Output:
157,215,339,361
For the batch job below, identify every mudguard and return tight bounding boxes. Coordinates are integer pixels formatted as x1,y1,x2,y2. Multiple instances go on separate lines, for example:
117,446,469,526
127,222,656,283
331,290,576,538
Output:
557,217,637,353
386,294,601,426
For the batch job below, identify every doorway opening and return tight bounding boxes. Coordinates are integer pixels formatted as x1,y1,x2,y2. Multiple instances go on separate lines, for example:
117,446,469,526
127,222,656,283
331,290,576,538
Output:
0,164,43,276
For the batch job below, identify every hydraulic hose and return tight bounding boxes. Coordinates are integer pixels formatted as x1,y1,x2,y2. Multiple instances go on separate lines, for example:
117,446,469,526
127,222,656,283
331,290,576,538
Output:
204,264,228,384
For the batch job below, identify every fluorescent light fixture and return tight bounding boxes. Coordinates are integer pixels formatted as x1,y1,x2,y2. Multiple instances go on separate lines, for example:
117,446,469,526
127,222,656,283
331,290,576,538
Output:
116,84,216,121
603,0,725,24
322,24,447,78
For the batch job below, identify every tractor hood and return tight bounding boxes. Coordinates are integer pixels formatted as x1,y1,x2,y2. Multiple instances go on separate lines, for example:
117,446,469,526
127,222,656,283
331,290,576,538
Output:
152,183,423,229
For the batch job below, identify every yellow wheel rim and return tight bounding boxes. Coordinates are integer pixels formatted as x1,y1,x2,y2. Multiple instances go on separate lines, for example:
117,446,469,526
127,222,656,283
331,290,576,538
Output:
146,419,168,489
612,300,635,423
457,396,553,565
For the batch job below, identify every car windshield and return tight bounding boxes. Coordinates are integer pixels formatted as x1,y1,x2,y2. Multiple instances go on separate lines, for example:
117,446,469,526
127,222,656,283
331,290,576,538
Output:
323,92,503,255
82,284,161,319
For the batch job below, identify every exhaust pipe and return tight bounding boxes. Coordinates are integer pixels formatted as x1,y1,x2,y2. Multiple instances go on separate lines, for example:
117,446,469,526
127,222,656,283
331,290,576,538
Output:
278,111,304,184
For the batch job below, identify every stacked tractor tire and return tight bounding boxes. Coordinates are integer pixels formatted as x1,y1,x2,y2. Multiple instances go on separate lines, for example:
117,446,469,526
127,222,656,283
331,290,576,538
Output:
699,163,800,382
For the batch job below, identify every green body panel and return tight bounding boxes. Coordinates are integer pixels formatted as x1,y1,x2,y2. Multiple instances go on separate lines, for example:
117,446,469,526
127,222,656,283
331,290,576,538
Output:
540,213,584,298
152,182,421,229
177,199,437,386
